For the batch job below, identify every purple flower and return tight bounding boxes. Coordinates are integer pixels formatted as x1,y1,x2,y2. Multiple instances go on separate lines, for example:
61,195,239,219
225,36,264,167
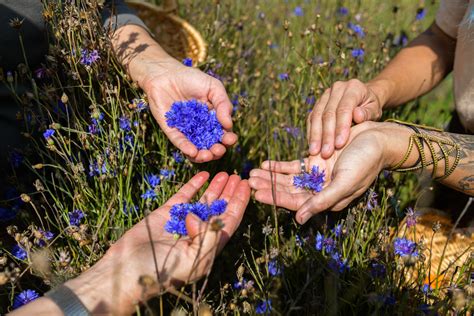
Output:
69,209,84,226
338,7,349,16
145,174,161,187
88,123,100,135
351,48,365,58
43,129,55,139
293,165,325,192
284,126,300,138
141,189,157,200
331,224,343,237
80,48,100,66
315,232,324,251
306,95,316,106
12,245,27,260
12,289,40,309
206,69,223,81
278,73,289,81
182,57,193,67
293,6,303,16
416,8,426,20
39,229,54,240
256,299,272,314
367,190,378,211
393,237,418,258
165,99,224,150
422,283,432,294
348,22,365,38
405,207,417,228
119,117,131,132
165,200,227,236
34,67,47,79
88,161,107,177
268,260,281,276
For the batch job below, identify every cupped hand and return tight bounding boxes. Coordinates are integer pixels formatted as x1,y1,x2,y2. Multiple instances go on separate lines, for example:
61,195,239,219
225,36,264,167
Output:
140,59,238,163
251,122,387,224
100,171,250,310
307,79,383,159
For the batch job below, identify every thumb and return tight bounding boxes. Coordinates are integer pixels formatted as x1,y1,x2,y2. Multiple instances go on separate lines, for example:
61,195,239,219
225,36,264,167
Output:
353,102,381,124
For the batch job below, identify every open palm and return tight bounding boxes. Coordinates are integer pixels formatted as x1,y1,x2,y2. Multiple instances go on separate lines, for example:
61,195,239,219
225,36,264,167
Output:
250,122,386,224
142,63,238,163
104,171,250,303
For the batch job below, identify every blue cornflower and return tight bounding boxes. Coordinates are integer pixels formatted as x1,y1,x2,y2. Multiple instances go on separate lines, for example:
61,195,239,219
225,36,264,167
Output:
80,48,100,66
132,98,149,112
160,169,175,180
90,111,104,125
233,278,254,290
182,57,193,67
39,229,54,240
338,7,349,16
332,224,343,237
0,207,17,221
370,262,386,278
12,245,27,260
43,129,55,139
351,48,365,58
172,151,184,163
141,189,157,200
165,99,224,150
88,161,107,177
328,252,349,273
295,234,305,247
323,237,336,253
122,200,138,215
268,260,281,276
145,174,161,187
119,117,131,132
278,73,289,81
393,237,418,258
69,209,84,226
422,283,432,294
416,8,426,20
88,123,100,135
12,289,40,309
315,232,324,251
293,165,325,192
256,299,272,314
165,200,227,236
293,6,303,16
348,22,365,37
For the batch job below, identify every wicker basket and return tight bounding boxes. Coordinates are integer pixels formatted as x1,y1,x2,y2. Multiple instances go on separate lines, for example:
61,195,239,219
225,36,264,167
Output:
125,0,207,65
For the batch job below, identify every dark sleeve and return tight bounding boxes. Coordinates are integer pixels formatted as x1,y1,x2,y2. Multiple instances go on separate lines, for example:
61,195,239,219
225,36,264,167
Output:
101,0,150,33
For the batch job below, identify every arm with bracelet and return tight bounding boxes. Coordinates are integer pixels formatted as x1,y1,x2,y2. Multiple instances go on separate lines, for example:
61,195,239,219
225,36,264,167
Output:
249,121,473,224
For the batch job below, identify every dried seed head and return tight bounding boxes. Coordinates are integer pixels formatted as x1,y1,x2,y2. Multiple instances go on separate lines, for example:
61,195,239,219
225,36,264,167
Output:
9,17,24,29
20,193,31,203
210,218,224,232
432,221,441,232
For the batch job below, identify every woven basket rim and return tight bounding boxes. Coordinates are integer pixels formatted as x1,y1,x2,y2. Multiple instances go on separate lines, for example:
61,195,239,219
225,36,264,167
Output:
125,0,207,63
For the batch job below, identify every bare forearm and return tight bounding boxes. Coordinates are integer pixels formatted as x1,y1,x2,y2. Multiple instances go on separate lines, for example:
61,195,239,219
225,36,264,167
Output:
379,123,474,195
368,23,456,108
110,24,179,85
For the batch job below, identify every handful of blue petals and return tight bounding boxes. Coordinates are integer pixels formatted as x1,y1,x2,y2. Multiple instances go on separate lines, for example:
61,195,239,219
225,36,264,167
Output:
165,99,224,150
165,199,228,236
293,165,325,192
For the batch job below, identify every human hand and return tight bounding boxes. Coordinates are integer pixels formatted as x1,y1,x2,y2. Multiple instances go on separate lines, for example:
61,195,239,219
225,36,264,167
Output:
62,172,250,315
307,79,384,158
251,122,401,224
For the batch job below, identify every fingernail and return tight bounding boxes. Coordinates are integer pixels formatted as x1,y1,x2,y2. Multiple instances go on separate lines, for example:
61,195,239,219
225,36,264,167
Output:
322,144,330,154
335,135,344,147
309,143,317,153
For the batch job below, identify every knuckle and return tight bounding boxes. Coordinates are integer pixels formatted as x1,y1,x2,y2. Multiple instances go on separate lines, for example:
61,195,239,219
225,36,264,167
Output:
322,110,336,120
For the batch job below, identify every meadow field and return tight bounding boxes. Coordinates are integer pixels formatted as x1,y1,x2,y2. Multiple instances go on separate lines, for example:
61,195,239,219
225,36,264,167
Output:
1,0,472,314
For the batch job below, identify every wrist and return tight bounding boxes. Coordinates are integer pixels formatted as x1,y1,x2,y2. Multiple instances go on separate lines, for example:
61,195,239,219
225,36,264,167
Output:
366,78,394,109
374,122,416,169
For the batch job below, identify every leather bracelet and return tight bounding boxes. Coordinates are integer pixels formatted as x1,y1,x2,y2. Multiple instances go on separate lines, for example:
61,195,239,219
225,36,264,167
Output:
45,284,91,316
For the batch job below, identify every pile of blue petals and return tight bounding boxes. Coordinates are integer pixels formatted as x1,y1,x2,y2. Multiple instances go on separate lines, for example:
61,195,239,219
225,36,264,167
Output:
165,99,224,150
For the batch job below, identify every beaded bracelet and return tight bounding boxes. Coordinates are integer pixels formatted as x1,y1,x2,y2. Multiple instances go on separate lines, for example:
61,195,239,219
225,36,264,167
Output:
385,119,461,180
